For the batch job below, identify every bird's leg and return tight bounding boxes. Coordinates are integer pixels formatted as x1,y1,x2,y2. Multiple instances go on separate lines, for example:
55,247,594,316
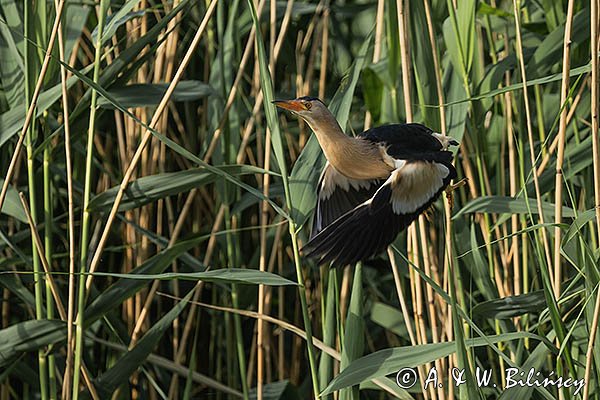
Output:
445,178,468,210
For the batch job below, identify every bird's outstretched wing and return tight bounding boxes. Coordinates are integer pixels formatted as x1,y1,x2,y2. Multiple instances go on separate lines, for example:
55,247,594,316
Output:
360,123,458,160
303,157,457,267
361,123,439,150
311,162,380,238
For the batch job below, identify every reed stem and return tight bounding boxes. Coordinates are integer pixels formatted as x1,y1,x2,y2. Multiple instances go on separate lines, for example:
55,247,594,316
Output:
72,0,110,396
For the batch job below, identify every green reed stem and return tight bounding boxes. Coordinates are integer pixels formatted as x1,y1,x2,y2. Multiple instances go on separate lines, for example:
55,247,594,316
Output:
224,203,249,399
24,1,48,398
43,113,57,399
72,1,110,397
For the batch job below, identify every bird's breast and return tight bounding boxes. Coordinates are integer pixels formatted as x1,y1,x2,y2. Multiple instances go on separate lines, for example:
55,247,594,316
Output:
327,139,394,180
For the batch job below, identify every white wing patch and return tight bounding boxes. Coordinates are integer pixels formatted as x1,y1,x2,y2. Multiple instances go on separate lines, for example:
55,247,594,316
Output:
319,162,374,200
389,161,450,214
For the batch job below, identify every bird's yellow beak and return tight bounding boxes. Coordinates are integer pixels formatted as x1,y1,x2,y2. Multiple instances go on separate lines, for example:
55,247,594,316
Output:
272,99,307,112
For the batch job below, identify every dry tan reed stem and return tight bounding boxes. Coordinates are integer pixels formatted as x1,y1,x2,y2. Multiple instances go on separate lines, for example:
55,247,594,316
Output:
583,1,600,398
428,0,458,390
277,252,285,381
417,223,438,400
269,0,276,74
83,0,219,293
396,0,416,308
52,0,77,394
247,322,258,384
424,248,446,400
373,0,385,68
502,31,520,297
318,8,329,101
395,1,432,398
387,249,428,399
401,0,441,396
0,0,67,213
257,136,271,399
363,0,385,130
442,298,453,398
423,4,449,392
505,80,520,296
423,0,446,135
274,3,296,59
160,3,184,382
592,0,600,251
396,0,412,121
257,2,278,396
584,284,600,400
303,28,322,97
511,0,554,277
553,0,575,297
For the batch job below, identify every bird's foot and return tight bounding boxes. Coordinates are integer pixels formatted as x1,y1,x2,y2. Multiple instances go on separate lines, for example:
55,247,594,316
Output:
445,178,468,210
451,178,468,191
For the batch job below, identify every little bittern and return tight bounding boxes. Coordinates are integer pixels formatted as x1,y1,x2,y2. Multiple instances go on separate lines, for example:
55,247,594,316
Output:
274,96,458,267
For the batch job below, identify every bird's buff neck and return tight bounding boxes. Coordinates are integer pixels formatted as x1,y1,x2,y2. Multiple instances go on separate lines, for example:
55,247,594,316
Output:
305,113,393,180
304,112,350,156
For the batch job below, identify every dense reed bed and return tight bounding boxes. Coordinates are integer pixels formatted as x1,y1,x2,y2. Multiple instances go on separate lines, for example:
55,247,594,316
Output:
0,0,599,399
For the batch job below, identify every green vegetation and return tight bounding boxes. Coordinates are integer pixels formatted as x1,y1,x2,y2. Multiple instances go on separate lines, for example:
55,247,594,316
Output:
0,0,598,399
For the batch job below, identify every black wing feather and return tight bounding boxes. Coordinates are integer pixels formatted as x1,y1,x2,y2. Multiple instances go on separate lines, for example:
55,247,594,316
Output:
303,161,456,267
359,123,447,161
311,164,380,238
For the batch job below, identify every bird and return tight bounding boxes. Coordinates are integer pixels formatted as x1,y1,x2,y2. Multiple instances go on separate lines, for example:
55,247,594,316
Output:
273,96,458,267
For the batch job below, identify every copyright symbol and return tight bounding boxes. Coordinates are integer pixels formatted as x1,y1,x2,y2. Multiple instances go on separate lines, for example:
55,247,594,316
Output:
396,368,418,389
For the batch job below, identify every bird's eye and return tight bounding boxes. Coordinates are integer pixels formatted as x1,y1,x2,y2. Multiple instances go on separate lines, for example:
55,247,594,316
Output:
303,101,312,110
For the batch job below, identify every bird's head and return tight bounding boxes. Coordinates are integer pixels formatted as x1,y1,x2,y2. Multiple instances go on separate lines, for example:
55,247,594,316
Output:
272,96,330,126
